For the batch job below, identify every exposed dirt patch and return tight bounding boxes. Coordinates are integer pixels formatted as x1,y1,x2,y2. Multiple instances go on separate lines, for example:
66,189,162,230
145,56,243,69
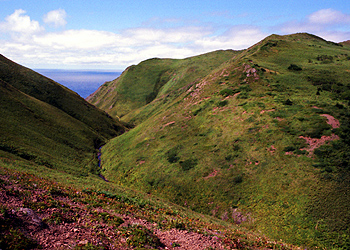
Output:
274,117,284,121
204,169,219,179
299,134,340,156
163,121,175,128
320,114,340,128
268,145,277,154
260,109,275,114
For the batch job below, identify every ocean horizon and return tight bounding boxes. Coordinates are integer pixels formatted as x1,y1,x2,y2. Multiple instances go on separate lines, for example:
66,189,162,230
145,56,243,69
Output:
35,69,122,98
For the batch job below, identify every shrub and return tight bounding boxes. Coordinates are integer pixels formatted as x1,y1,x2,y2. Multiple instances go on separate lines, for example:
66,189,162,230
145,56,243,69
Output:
237,92,249,99
233,175,243,184
124,225,164,248
217,100,229,107
283,146,296,152
288,64,302,71
219,88,235,97
179,158,198,171
166,146,181,163
316,55,333,64
283,99,293,105
261,41,278,51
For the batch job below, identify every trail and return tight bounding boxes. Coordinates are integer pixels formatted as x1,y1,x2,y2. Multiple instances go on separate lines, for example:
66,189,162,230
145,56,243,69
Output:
97,146,109,182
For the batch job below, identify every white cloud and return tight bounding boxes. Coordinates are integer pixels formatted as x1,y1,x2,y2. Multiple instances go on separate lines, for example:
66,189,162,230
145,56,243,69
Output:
122,26,212,44
0,9,266,69
308,9,350,25
280,9,350,42
43,9,67,27
195,27,267,51
33,29,120,50
0,9,43,34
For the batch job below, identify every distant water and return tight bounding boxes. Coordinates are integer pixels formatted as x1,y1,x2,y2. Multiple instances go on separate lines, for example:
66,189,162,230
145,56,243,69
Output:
35,69,122,98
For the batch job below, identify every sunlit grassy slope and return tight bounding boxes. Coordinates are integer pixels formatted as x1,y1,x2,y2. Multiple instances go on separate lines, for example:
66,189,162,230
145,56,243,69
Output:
89,33,350,249
86,50,238,119
0,54,125,175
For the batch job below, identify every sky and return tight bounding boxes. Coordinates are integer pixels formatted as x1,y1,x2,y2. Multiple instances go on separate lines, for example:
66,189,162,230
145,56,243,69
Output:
0,0,350,70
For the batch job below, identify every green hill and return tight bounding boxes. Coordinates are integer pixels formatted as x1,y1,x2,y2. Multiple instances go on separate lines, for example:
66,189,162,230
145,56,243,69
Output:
88,33,350,249
0,54,295,249
0,54,125,176
86,50,238,120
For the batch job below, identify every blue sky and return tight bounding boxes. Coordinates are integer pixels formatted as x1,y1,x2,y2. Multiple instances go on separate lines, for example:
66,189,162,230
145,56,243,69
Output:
1,0,349,70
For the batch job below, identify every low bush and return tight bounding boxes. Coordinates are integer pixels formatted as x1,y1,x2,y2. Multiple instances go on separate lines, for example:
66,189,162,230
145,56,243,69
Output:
179,158,198,171
166,146,182,163
219,88,236,97
288,64,302,71
124,224,164,248
217,100,229,107
283,146,296,152
316,55,334,64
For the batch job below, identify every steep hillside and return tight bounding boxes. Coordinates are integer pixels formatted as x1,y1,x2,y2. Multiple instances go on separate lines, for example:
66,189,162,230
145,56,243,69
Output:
0,55,294,249
89,33,350,249
0,55,125,176
0,55,124,139
86,50,238,120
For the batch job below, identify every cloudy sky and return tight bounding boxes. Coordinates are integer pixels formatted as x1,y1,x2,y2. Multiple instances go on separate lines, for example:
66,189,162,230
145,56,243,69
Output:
1,0,349,70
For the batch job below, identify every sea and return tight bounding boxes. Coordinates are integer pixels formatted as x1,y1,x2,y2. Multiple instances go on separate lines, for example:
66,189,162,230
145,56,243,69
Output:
35,69,122,99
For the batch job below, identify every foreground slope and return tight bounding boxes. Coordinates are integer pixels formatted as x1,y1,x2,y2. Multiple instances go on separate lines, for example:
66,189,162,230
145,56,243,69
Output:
90,33,350,249
0,55,125,175
1,160,300,249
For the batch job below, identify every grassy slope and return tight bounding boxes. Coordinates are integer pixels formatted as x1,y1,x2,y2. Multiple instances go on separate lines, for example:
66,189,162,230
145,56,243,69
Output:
93,33,350,249
86,50,238,120
1,157,302,249
0,54,125,140
0,54,125,176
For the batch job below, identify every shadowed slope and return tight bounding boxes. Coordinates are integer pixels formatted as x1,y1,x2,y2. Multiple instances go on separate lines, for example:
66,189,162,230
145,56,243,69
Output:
0,55,125,175
0,55,125,139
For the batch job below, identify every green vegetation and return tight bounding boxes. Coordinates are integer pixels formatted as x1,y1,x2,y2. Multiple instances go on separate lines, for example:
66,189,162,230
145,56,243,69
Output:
1,33,350,249
86,50,238,120
0,54,125,176
0,160,296,249
123,224,164,248
89,33,350,249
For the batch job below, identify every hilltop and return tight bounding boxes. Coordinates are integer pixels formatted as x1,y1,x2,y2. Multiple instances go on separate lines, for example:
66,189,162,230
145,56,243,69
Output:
87,33,350,249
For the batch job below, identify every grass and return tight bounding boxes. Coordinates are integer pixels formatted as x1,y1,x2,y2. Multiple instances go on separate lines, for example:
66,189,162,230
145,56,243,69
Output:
0,55,125,177
87,50,238,120
89,33,350,249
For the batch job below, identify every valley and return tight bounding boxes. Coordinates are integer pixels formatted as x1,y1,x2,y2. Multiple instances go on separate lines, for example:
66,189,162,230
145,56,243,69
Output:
1,33,350,249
